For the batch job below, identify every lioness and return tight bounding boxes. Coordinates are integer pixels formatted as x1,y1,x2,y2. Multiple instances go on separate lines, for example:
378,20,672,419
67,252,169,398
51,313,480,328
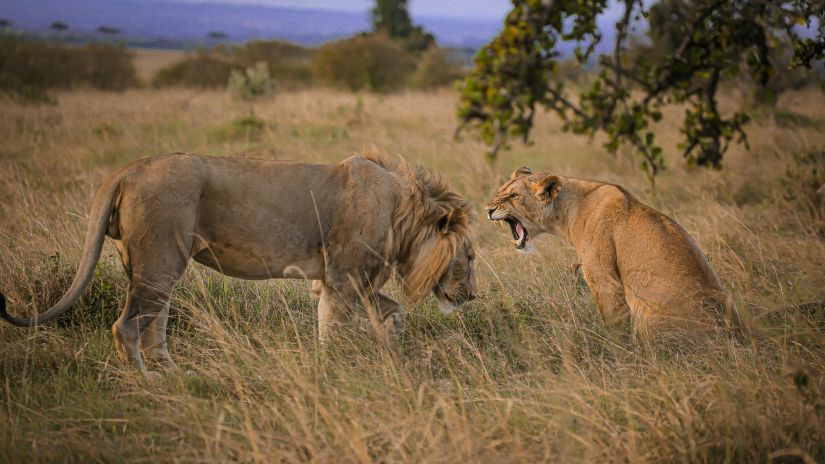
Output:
0,152,477,373
486,167,746,339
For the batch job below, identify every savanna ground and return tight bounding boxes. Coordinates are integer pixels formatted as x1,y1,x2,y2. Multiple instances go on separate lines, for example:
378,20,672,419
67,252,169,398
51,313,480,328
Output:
1,50,824,462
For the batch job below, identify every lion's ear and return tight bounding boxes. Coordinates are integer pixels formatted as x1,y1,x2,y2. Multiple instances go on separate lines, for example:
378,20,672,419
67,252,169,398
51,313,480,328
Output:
532,175,560,200
510,166,532,180
436,211,453,235
436,209,464,235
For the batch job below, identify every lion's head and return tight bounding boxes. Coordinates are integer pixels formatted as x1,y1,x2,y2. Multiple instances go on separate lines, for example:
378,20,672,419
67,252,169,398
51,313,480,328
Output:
363,151,478,314
485,166,561,252
431,234,477,315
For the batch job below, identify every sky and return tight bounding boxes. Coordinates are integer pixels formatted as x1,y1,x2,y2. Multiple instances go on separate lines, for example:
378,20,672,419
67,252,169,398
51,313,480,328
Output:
139,0,512,20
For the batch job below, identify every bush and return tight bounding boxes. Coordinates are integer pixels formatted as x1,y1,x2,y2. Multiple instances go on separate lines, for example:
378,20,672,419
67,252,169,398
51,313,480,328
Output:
233,40,312,88
227,61,276,100
77,43,139,90
153,40,312,89
152,51,234,88
410,47,465,89
0,38,138,100
312,34,415,92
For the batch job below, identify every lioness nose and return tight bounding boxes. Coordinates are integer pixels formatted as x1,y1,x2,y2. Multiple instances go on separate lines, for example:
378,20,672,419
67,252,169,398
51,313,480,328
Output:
485,207,495,220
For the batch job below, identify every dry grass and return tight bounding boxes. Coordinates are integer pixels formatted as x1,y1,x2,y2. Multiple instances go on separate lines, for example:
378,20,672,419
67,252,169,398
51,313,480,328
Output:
131,48,185,85
0,84,823,463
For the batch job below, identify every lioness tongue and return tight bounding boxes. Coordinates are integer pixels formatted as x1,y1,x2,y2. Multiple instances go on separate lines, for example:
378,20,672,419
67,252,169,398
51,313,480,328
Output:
516,223,525,241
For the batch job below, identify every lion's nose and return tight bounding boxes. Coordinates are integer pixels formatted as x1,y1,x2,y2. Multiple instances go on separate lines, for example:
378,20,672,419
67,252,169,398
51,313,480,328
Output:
485,207,495,220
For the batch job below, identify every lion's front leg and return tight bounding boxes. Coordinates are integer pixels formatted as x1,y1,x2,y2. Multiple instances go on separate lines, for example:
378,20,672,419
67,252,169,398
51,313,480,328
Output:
581,257,631,329
315,285,403,345
375,292,406,341
316,286,350,345
309,280,323,300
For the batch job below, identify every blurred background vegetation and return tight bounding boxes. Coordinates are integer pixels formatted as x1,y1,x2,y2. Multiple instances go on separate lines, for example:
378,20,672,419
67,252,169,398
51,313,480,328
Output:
0,0,467,101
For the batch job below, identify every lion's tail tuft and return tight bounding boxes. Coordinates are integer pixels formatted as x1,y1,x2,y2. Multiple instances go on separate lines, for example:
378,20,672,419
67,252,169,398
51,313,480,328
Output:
0,292,7,320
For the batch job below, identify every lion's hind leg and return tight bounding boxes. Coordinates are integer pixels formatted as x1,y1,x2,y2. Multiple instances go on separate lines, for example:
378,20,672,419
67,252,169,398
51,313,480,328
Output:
113,228,193,373
140,300,176,370
114,270,186,373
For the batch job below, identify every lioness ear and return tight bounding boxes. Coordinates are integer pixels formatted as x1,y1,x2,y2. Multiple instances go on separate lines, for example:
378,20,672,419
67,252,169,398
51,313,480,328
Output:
532,175,560,200
510,166,532,180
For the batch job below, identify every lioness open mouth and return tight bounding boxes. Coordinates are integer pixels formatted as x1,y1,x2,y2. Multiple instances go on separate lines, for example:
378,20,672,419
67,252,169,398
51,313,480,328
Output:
504,216,528,249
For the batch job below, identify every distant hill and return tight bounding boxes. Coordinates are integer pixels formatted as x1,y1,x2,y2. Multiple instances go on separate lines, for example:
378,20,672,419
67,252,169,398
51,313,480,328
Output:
2,0,503,48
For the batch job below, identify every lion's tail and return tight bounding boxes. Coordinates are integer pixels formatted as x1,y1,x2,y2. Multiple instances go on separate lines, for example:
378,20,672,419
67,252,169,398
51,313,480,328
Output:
0,173,121,327
725,293,751,341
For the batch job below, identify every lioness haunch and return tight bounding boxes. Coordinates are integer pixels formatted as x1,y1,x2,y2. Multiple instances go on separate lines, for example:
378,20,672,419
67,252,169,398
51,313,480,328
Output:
0,152,477,374
486,167,747,340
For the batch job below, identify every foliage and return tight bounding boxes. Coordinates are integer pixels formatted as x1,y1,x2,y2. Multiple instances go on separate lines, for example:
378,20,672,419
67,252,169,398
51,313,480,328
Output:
227,61,276,101
209,112,267,142
410,47,466,89
231,40,312,88
97,26,120,35
642,0,823,107
77,43,139,90
457,0,825,178
154,40,311,89
152,51,234,88
312,33,416,92
0,38,138,101
372,0,435,52
49,21,68,32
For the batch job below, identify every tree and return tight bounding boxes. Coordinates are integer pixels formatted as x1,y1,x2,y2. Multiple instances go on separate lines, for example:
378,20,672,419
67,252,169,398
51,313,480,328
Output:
372,0,434,52
50,21,69,32
457,0,825,180
97,26,121,35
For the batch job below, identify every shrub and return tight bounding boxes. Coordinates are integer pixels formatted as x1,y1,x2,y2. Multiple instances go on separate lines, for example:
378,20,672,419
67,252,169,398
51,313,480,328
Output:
232,40,312,88
410,47,465,89
311,33,415,92
208,112,266,142
0,38,138,100
153,40,312,90
227,61,276,100
75,43,139,90
152,51,234,88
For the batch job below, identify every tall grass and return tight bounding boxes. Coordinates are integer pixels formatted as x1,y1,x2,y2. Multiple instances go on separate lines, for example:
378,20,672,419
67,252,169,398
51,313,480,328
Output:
0,85,823,462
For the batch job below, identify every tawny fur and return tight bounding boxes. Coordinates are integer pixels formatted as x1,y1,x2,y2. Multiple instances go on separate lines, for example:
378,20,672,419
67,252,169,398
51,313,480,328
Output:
0,151,477,373
486,167,747,340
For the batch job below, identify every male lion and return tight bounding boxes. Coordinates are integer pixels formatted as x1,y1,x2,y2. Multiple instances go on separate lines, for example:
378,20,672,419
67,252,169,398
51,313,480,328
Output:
0,152,477,373
485,167,746,339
